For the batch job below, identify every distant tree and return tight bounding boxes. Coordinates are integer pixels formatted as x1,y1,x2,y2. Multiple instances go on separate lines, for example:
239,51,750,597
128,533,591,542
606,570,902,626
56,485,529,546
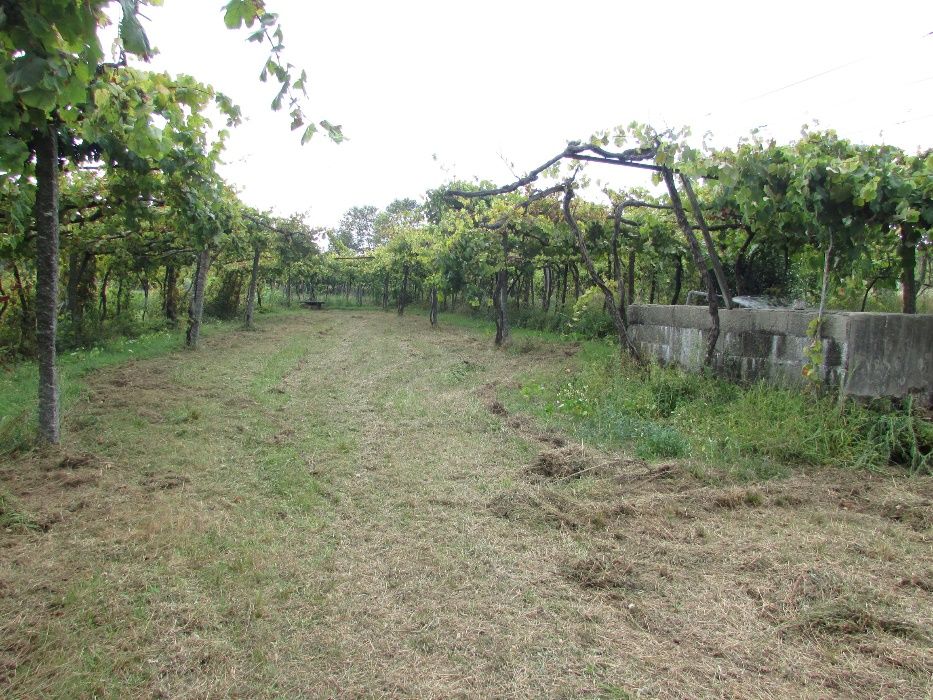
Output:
333,205,378,251
374,199,423,249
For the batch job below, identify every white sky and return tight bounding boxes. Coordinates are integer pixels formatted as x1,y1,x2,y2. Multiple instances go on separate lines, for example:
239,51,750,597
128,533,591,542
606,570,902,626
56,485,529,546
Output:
138,0,933,228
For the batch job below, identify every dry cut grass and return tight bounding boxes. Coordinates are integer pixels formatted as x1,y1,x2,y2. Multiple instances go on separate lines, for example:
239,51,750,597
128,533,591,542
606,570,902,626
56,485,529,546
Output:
0,309,931,698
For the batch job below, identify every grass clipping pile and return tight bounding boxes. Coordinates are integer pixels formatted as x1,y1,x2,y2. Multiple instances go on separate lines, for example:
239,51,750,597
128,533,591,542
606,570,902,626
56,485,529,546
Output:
486,397,933,697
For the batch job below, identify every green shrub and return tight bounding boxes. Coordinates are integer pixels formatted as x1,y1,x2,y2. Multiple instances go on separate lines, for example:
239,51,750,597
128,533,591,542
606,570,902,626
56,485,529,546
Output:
635,426,690,460
855,398,932,475
566,288,614,339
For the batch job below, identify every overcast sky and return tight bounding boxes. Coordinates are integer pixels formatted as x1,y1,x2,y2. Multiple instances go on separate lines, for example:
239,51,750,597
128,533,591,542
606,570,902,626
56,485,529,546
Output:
137,1,933,228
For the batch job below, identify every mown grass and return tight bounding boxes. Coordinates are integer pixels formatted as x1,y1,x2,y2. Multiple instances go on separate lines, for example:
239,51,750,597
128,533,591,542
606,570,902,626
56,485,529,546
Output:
0,310,296,456
2,308,931,698
2,311,341,697
0,488,39,532
358,302,930,478
503,337,932,479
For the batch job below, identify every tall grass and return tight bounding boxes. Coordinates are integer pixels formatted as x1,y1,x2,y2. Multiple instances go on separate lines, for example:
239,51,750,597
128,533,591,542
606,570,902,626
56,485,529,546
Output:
509,339,932,478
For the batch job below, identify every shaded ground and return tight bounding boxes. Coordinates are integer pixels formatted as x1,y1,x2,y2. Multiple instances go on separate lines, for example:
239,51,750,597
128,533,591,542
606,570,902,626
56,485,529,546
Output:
1,310,931,698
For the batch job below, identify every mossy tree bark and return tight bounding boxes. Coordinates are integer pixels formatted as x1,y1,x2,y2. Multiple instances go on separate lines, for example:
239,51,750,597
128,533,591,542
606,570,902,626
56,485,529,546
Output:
33,124,61,444
244,244,261,328
185,248,211,348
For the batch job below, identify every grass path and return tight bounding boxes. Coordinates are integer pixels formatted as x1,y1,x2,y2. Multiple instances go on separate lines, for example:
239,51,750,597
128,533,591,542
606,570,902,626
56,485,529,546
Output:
1,310,931,698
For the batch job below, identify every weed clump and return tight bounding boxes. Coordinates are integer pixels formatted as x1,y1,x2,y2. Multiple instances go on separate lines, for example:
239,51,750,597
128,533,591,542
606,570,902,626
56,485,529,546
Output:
785,597,929,642
527,446,592,479
511,339,932,476
713,487,764,509
0,489,39,532
564,551,643,593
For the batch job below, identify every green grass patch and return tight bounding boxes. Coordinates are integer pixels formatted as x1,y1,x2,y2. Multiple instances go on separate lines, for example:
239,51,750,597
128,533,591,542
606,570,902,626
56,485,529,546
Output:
507,337,932,478
0,311,298,455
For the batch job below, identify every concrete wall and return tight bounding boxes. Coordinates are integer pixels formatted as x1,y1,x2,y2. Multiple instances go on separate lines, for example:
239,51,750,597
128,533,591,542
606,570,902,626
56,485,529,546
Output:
627,305,933,406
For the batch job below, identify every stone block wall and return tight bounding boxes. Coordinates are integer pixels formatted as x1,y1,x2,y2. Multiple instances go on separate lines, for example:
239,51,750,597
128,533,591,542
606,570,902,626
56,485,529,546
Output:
627,305,932,406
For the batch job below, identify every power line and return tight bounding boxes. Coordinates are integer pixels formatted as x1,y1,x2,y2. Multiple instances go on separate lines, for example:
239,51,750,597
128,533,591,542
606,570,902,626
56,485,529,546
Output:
894,112,933,126
697,30,933,124
743,30,931,105
741,57,865,105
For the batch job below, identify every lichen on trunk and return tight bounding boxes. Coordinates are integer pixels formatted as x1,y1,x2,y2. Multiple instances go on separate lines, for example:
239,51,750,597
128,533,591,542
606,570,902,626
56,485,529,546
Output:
185,248,211,348
33,124,61,444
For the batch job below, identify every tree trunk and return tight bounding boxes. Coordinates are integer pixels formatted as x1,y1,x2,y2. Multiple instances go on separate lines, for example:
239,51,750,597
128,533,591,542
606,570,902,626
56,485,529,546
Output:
572,263,580,300
900,223,918,314
163,264,179,324
679,173,734,309
185,248,211,348
627,248,636,304
494,268,509,347
11,262,32,351
817,233,834,322
382,275,389,310
542,266,552,312
66,250,93,329
734,227,756,297
649,273,656,304
918,249,929,292
861,276,880,312
494,231,510,347
610,206,629,326
429,285,438,327
286,277,292,307
141,277,149,320
397,263,409,315
560,263,568,307
33,123,61,444
670,255,683,305
66,250,80,320
244,244,261,328
115,276,124,317
99,265,111,321
662,168,719,366
563,188,639,360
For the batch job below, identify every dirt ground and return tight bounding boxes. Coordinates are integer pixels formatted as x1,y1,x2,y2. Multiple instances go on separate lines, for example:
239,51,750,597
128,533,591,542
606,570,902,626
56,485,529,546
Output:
1,310,931,698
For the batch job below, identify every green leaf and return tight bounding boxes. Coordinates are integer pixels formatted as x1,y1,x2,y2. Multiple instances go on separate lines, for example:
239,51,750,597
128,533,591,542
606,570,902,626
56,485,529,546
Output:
59,75,88,107
119,0,152,58
0,137,30,174
223,0,249,29
8,55,49,91
0,66,13,102
300,123,317,145
320,121,344,143
19,87,58,112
